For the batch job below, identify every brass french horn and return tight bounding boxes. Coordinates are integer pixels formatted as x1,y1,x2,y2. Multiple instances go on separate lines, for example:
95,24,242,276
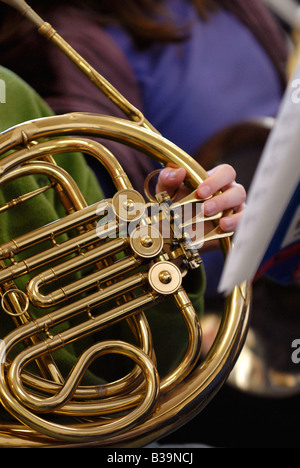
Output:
0,0,251,447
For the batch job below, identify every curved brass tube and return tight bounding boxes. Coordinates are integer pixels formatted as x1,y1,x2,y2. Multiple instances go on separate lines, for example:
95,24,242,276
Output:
0,113,250,446
0,0,251,447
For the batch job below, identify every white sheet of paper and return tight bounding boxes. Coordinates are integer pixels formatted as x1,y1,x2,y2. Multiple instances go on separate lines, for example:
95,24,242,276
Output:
218,62,300,295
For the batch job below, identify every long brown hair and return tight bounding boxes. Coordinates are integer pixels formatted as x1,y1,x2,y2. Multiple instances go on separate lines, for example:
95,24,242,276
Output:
0,0,218,46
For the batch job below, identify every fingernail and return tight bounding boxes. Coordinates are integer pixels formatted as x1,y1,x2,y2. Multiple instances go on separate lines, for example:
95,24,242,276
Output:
204,200,216,215
222,218,235,231
165,170,179,181
198,185,211,199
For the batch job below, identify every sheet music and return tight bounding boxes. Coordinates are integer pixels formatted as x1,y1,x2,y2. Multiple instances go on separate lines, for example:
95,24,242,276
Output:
218,62,300,294
262,0,300,30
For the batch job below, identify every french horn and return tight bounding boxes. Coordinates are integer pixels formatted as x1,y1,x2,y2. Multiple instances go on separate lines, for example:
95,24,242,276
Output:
0,0,251,447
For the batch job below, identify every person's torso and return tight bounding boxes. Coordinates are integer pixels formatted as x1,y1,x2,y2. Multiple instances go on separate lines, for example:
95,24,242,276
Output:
106,0,282,155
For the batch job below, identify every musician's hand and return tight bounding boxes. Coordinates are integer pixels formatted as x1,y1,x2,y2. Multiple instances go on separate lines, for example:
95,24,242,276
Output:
156,164,246,232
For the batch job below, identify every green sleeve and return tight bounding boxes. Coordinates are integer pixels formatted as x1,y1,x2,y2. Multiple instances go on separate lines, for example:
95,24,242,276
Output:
0,66,104,240
0,66,104,210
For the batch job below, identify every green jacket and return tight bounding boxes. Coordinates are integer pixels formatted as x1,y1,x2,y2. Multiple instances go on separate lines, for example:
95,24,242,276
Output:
0,67,205,381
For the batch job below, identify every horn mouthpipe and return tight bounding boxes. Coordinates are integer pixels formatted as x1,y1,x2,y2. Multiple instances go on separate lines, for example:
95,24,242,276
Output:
1,0,44,28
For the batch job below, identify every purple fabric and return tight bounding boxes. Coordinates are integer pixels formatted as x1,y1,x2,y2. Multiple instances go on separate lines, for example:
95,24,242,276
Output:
106,1,283,156
219,0,287,85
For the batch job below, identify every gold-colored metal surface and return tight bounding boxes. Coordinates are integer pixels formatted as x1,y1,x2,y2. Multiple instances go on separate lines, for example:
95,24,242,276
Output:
148,263,182,295
0,0,251,447
130,226,164,259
